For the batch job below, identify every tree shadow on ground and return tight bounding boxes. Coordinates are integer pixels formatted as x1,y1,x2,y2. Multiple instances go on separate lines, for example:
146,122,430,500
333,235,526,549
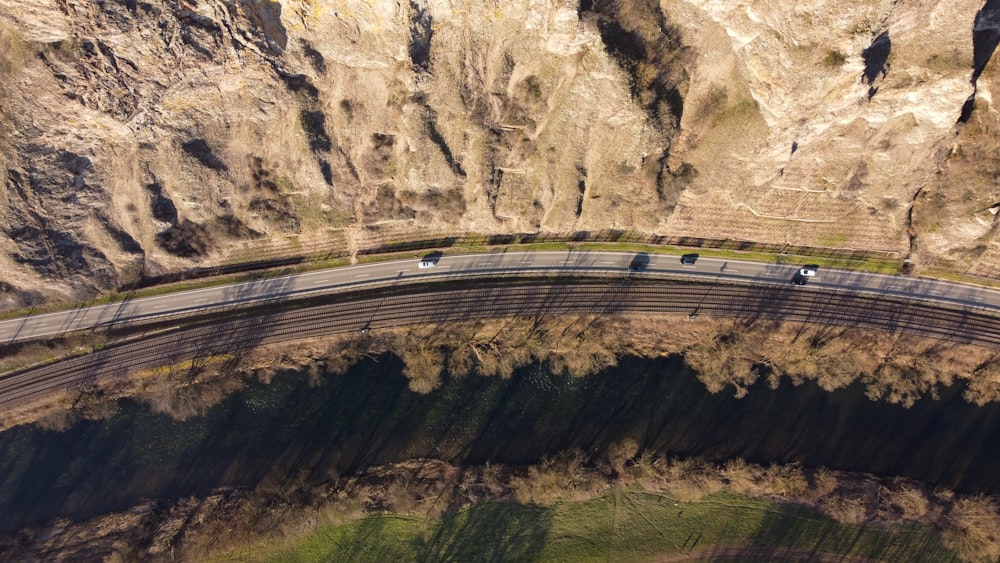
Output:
731,503,961,562
415,502,552,562
318,517,422,562
4,355,1000,537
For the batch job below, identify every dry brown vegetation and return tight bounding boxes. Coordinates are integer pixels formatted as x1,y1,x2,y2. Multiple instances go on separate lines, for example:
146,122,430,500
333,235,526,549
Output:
592,452,1000,563
581,0,688,134
7,452,999,562
8,314,999,559
963,357,1000,406
681,319,999,407
0,331,109,375
33,389,120,432
944,495,1000,563
140,364,247,421
683,322,763,397
239,313,654,395
912,89,1000,279
510,450,610,505
8,311,1000,433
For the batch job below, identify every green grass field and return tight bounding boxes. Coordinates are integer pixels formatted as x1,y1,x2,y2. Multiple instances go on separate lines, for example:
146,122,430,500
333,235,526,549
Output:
228,487,958,562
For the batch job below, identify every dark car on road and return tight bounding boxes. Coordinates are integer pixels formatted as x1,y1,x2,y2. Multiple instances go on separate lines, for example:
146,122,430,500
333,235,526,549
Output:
680,253,699,265
628,252,650,273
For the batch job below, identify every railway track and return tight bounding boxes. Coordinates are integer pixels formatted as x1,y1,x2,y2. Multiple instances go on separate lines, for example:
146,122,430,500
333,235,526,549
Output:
3,276,1000,411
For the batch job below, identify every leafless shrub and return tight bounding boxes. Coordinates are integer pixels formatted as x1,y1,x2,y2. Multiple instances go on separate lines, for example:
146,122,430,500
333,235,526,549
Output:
144,374,245,421
762,463,808,497
606,438,640,475
549,347,617,378
628,451,661,484
764,331,866,392
943,495,1000,562
720,457,760,495
445,343,476,378
381,479,420,514
809,466,839,500
821,494,869,525
963,357,1000,406
684,323,761,397
860,337,968,407
480,462,507,496
399,340,445,393
35,405,84,432
885,484,931,520
511,450,605,505
647,457,725,503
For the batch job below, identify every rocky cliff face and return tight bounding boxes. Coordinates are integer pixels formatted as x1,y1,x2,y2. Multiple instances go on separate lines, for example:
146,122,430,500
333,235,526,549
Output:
0,0,996,307
664,0,997,275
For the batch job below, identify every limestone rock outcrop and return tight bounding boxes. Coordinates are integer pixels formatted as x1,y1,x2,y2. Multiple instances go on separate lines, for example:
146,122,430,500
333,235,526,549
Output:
0,0,995,307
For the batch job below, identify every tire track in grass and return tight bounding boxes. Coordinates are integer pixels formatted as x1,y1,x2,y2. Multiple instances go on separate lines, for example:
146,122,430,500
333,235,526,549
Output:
621,488,683,553
608,483,621,563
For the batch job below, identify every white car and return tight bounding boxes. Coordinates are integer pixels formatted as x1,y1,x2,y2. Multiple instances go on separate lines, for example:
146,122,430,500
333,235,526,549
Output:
418,259,437,268
793,265,819,285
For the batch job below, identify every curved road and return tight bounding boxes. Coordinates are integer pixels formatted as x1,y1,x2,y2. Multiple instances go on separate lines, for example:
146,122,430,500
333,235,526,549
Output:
4,272,1000,409
2,251,999,345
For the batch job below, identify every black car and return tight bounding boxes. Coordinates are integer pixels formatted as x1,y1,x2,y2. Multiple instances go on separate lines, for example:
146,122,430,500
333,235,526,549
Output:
628,252,649,273
680,253,699,265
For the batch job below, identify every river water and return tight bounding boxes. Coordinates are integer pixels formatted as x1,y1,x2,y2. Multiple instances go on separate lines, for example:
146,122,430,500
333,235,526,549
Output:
1,354,999,534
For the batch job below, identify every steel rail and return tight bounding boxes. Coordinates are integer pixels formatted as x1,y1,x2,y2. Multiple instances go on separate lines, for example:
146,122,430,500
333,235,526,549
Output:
3,277,1000,410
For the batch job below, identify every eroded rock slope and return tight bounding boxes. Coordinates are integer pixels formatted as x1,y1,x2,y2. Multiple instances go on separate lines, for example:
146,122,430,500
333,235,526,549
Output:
0,0,996,307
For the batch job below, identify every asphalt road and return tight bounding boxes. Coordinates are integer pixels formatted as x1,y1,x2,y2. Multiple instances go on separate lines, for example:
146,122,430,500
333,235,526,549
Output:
1,250,998,344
